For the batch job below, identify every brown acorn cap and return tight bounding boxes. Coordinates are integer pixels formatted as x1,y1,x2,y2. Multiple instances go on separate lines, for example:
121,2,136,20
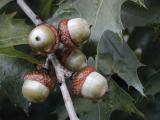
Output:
24,70,55,91
58,19,75,48
33,23,60,55
72,66,96,96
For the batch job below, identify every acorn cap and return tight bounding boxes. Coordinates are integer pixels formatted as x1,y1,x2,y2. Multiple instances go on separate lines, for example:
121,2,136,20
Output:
81,71,108,100
58,19,75,48
28,23,60,55
22,70,56,103
72,66,108,101
72,66,96,96
24,70,54,91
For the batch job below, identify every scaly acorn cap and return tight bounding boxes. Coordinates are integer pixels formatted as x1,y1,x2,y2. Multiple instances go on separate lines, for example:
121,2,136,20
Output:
58,19,75,48
72,66,108,101
58,18,91,47
72,66,96,96
22,70,56,103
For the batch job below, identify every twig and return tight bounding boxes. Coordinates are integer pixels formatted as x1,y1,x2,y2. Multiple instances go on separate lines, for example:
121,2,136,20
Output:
47,54,79,120
44,57,73,78
17,0,42,25
17,1,79,120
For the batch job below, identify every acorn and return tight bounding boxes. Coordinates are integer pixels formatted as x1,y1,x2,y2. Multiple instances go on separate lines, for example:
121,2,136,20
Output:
58,18,91,47
22,70,56,103
72,66,108,101
28,23,59,55
59,48,87,72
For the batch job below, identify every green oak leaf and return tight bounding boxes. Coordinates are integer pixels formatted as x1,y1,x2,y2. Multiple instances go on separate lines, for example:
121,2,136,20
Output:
0,0,13,9
40,0,53,19
105,80,143,119
0,13,32,48
54,80,143,120
0,54,34,111
39,0,61,19
145,71,160,96
0,47,39,64
0,13,40,63
96,30,144,95
121,1,160,27
137,94,160,120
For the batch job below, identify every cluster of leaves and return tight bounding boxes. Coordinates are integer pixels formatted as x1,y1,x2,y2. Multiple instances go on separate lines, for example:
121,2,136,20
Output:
0,0,160,120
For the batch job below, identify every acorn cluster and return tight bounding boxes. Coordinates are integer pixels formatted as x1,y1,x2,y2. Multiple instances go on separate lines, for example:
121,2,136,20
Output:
22,18,108,103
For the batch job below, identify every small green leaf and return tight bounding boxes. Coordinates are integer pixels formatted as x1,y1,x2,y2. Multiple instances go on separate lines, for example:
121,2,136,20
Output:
40,0,53,18
0,55,34,111
0,47,39,64
0,13,38,63
0,13,32,48
54,80,143,120
0,0,13,9
145,71,160,96
48,1,79,26
105,80,144,118
137,94,160,120
121,1,160,28
97,30,144,95
39,0,61,19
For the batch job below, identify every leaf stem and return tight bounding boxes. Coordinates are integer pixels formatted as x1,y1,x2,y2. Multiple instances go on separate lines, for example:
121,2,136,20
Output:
47,54,79,120
17,0,42,25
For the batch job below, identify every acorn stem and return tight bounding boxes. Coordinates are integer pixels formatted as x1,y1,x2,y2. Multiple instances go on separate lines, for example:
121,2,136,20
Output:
47,54,79,120
17,0,42,26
